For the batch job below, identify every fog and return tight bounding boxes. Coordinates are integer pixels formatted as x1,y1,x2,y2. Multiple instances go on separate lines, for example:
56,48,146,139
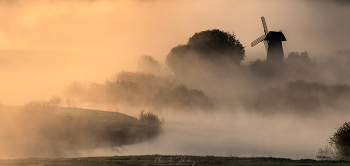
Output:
1,0,350,159
124,111,349,159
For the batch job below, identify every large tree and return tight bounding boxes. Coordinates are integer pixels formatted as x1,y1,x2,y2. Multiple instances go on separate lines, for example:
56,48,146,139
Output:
166,29,245,75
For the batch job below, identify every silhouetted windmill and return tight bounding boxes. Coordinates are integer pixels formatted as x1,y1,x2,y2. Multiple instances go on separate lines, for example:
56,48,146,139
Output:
251,16,286,66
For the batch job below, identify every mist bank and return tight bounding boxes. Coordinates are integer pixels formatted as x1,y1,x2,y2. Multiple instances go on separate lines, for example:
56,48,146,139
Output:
121,109,349,159
56,48,350,159
61,50,350,116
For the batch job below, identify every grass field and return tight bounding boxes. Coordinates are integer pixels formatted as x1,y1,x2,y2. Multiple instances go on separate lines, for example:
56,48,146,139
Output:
1,155,350,166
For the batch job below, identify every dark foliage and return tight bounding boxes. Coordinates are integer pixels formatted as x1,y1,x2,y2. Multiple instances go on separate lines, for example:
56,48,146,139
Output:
330,122,350,158
138,110,164,127
166,29,245,75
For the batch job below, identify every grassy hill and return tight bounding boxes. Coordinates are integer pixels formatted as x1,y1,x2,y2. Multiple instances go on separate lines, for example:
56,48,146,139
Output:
0,104,162,158
1,155,350,166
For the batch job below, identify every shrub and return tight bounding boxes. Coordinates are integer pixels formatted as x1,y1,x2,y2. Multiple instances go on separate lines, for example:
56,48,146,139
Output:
317,145,336,160
65,98,78,108
329,122,350,159
138,110,164,127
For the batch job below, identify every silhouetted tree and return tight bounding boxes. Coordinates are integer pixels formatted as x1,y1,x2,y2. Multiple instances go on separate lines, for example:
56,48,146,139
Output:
329,122,350,159
166,29,245,75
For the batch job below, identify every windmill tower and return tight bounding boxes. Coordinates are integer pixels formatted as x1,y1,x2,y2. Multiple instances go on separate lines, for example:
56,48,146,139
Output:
251,16,286,66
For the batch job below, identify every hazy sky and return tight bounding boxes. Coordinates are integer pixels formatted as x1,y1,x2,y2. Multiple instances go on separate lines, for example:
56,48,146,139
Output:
0,0,350,104
0,1,349,55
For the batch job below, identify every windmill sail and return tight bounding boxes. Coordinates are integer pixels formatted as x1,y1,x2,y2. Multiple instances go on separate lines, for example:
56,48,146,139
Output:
261,16,268,35
261,16,269,52
251,34,266,47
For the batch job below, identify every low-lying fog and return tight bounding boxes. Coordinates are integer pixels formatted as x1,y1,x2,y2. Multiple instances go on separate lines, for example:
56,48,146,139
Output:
124,110,348,159
1,0,350,160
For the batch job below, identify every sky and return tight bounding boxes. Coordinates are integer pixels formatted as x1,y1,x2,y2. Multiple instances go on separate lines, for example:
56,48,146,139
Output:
0,0,350,105
0,0,349,54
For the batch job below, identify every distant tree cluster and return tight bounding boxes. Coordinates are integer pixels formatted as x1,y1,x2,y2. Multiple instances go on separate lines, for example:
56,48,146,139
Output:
250,50,350,86
252,80,350,114
249,51,315,77
286,51,311,62
64,71,214,111
24,96,78,111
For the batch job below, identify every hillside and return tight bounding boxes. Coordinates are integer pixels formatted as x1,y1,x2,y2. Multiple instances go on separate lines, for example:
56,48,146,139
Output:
0,105,162,158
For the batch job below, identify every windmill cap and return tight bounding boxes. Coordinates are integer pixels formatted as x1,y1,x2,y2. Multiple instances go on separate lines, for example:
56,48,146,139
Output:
264,31,287,41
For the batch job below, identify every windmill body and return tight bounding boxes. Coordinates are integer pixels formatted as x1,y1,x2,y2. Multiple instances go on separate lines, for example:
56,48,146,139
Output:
265,31,286,64
251,17,286,66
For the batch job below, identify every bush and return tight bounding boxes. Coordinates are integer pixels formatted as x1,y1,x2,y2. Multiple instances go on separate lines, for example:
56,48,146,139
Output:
329,122,350,159
23,96,63,115
317,145,336,160
138,110,164,127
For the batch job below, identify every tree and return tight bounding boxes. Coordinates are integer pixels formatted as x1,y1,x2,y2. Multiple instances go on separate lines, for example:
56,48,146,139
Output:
137,55,161,74
166,29,245,75
329,122,350,159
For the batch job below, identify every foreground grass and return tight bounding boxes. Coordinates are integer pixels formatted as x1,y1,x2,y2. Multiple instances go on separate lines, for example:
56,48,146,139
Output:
1,155,350,166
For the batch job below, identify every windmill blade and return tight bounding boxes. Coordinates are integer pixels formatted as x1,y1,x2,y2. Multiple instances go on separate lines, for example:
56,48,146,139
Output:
264,40,268,52
251,34,266,47
261,16,268,35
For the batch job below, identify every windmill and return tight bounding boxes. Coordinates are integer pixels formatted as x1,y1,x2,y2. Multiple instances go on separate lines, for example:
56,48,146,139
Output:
251,16,286,66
